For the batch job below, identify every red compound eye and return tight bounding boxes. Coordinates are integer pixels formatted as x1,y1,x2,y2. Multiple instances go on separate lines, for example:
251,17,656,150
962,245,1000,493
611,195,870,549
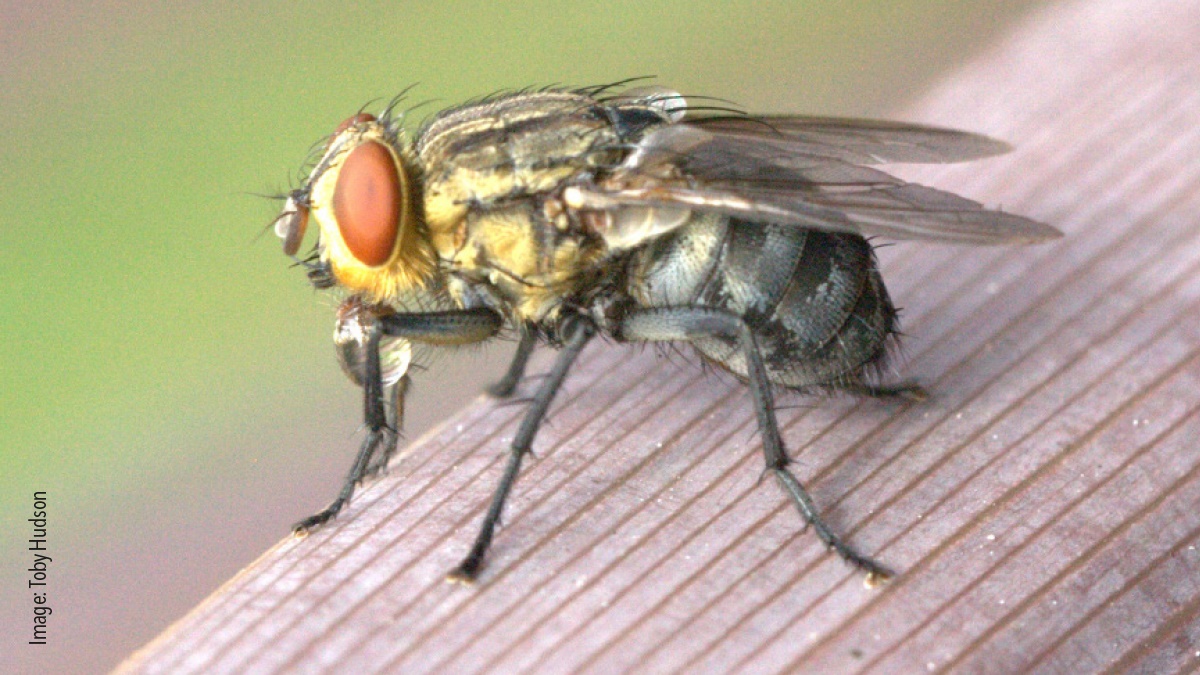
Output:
334,113,376,136
333,141,401,266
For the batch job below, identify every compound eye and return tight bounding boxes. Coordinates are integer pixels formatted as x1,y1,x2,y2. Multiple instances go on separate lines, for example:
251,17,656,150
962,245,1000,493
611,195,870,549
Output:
334,113,377,136
332,141,401,266
276,194,309,256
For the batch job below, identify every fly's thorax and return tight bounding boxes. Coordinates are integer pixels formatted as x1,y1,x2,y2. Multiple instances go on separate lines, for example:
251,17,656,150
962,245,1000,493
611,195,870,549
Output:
410,92,633,324
415,92,627,257
440,204,606,323
304,117,437,303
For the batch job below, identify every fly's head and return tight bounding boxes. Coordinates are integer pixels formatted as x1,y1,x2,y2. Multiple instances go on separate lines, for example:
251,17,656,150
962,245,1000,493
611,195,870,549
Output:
274,108,436,302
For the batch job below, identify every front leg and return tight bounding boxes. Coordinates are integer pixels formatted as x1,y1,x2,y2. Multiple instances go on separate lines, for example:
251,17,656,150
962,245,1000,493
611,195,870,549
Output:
619,307,891,585
364,373,410,479
295,301,503,534
294,305,392,533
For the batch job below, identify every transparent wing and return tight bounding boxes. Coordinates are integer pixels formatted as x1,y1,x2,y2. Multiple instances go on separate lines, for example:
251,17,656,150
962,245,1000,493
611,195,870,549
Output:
686,115,1013,164
572,118,1060,249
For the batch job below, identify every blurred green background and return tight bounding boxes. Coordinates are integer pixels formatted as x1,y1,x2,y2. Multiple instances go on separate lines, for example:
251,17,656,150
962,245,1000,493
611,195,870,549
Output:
1,1,1042,671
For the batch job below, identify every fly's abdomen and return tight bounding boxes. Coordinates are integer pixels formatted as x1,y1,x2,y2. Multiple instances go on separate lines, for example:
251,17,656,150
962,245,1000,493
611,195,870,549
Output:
627,217,897,390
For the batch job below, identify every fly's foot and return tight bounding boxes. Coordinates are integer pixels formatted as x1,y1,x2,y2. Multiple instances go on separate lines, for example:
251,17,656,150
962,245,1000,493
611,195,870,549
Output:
292,501,345,535
446,556,483,585
860,381,928,402
845,551,893,588
863,568,892,589
486,377,520,398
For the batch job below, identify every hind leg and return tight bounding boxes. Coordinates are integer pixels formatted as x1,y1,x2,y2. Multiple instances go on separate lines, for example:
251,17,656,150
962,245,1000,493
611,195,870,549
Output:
618,306,891,585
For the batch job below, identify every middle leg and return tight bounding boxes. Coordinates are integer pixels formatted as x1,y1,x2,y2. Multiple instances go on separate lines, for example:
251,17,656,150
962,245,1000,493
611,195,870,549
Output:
447,314,595,583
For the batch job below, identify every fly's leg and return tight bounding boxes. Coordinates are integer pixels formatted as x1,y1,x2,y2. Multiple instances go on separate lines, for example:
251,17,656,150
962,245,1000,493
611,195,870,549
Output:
848,381,928,402
487,330,537,398
294,317,391,533
365,374,410,478
296,304,504,534
447,314,595,583
619,307,892,585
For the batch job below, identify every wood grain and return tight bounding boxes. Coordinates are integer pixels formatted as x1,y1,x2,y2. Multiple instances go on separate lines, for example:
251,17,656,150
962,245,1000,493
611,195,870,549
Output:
119,0,1200,672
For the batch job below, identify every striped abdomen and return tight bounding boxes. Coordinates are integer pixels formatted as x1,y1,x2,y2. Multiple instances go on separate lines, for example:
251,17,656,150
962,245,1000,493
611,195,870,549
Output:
625,214,897,390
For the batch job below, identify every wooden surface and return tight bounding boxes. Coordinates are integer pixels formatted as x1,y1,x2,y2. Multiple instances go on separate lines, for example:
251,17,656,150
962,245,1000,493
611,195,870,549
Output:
120,0,1200,672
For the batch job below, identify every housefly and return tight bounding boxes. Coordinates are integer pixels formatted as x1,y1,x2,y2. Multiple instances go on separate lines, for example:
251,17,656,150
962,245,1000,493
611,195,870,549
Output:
272,83,1059,585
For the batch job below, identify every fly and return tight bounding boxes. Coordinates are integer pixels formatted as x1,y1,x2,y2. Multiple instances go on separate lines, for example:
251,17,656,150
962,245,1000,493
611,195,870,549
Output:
271,83,1060,585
